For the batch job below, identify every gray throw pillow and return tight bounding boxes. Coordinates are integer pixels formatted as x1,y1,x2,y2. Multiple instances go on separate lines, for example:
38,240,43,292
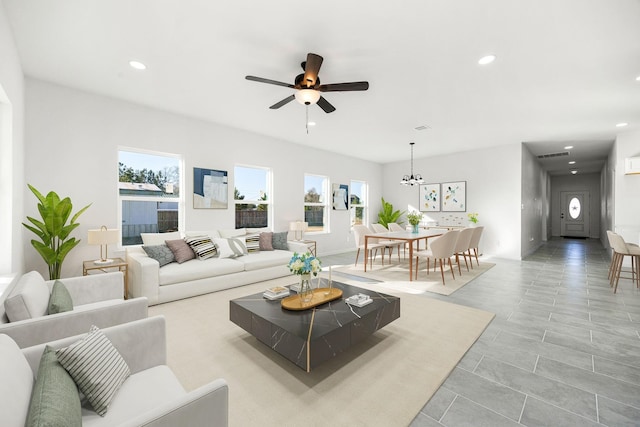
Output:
272,231,289,250
48,280,74,314
142,244,176,267
26,345,82,427
165,239,196,264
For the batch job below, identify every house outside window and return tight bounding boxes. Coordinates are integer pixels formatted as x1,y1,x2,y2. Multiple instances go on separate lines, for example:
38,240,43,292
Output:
350,180,367,227
234,165,271,229
304,174,329,233
118,149,182,246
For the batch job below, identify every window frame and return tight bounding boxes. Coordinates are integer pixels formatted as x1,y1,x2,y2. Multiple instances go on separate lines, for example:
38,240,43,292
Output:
233,164,273,230
304,173,330,234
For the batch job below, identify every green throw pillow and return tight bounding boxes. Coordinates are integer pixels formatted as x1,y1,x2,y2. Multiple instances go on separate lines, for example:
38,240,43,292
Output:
26,345,82,427
48,280,73,314
272,231,289,250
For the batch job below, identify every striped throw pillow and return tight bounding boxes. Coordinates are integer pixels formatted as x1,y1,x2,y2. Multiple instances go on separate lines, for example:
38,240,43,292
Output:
245,233,260,253
55,326,130,416
184,236,217,260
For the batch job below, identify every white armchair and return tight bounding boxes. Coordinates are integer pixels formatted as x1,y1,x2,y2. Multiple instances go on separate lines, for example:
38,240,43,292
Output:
0,271,148,348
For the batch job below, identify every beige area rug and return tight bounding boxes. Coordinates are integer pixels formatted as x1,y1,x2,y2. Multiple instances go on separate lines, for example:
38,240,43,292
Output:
149,278,495,427
333,260,495,296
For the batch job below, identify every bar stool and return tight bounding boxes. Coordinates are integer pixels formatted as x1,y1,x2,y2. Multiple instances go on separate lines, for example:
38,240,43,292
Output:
609,232,640,293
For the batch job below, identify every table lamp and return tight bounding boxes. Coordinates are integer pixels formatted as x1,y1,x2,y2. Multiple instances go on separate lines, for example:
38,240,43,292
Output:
289,221,308,241
87,226,119,264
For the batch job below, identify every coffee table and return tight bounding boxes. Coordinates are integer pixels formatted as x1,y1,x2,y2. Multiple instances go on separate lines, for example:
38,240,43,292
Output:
229,280,400,372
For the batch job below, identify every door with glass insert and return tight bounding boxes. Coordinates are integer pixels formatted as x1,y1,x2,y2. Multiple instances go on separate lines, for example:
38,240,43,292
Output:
560,191,590,237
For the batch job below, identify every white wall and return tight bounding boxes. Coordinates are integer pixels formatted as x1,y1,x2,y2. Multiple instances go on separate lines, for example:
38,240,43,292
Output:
381,143,522,260
0,1,25,275
24,79,383,278
613,130,640,245
550,173,601,238
600,144,615,248
521,144,547,257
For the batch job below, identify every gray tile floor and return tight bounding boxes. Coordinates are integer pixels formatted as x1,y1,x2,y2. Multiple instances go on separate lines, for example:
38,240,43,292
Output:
321,238,640,427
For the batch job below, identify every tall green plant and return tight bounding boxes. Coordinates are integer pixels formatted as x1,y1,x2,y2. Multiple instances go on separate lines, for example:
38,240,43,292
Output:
22,184,91,279
377,197,406,228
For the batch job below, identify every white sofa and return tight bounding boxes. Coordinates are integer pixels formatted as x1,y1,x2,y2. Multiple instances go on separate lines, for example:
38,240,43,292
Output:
127,229,309,305
1,316,228,427
0,271,148,348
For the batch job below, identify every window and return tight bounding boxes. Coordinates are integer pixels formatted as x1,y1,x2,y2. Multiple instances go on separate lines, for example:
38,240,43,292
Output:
350,180,367,227
234,165,271,229
569,197,581,219
118,149,182,246
304,174,329,233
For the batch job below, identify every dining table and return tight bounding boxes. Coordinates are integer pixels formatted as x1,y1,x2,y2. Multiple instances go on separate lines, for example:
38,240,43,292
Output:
364,229,444,281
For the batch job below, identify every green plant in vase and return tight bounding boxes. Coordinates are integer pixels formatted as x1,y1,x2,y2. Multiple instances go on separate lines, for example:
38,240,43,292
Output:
407,211,423,233
378,197,405,228
467,212,479,225
22,184,91,279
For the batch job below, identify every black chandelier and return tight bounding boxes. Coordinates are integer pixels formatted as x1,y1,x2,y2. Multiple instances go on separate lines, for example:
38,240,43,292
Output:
400,142,424,186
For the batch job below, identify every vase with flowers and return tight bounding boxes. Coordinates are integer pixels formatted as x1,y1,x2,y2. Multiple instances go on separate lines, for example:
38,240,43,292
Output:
467,212,479,227
406,211,423,233
287,252,322,302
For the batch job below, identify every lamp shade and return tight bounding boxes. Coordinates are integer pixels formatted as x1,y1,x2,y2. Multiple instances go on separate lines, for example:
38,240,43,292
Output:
87,227,119,245
295,89,321,105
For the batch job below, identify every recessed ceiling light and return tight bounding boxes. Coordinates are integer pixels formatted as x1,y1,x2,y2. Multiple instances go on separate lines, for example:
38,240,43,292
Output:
636,75,640,81
564,145,573,150
571,170,578,175
568,161,576,165
129,60,146,70
616,122,628,127
307,122,316,126
478,54,496,65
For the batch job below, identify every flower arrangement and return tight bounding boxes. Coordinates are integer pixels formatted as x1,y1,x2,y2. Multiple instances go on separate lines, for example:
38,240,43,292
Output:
287,252,322,276
468,212,479,224
406,211,423,226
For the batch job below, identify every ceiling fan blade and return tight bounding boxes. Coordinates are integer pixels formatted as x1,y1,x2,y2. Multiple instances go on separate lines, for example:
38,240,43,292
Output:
302,53,323,88
269,95,295,109
316,96,336,113
318,81,369,92
246,75,294,89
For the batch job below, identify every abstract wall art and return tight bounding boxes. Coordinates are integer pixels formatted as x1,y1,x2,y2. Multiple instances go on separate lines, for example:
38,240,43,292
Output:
441,181,466,212
332,183,349,210
193,167,228,209
419,183,440,212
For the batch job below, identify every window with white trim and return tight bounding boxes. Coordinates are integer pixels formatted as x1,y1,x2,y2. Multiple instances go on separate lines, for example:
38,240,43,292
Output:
350,180,367,227
234,165,271,229
118,149,182,246
304,174,329,233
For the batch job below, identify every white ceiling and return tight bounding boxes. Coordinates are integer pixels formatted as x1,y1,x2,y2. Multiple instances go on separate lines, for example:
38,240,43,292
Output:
4,0,640,174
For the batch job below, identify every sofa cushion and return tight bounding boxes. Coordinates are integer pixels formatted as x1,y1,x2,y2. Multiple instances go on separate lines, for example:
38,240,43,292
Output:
56,325,130,416
4,271,49,322
259,232,274,251
48,280,74,314
140,231,181,246
213,237,247,258
142,244,175,267
218,228,246,238
235,250,294,272
184,236,217,260
26,345,82,427
272,231,289,250
165,239,196,264
0,335,34,427
244,233,260,253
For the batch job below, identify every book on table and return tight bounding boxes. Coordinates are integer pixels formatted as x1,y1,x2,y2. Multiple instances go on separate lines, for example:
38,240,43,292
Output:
263,286,290,300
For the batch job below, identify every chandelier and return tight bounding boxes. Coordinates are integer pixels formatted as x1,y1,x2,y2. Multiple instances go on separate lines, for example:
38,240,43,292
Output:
400,142,424,186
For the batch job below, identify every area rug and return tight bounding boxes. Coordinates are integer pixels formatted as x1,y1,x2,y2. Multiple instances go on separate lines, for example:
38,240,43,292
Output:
149,278,495,426
333,260,495,295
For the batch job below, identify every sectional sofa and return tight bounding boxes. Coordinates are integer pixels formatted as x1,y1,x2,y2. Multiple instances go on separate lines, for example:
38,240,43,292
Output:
126,229,309,306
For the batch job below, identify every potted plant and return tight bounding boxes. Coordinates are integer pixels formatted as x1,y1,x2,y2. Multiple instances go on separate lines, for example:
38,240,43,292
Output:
407,211,423,233
22,184,91,279
377,197,405,228
467,212,479,227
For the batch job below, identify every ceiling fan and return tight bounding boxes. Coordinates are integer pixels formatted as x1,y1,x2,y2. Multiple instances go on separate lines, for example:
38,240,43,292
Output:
245,53,369,113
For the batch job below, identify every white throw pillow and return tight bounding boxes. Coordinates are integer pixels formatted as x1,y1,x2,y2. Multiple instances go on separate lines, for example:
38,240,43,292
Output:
4,271,49,322
213,237,248,258
140,231,181,246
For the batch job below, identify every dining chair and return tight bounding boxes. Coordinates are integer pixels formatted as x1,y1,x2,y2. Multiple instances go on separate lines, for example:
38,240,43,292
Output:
413,229,459,285
609,232,640,293
468,226,484,267
353,225,387,268
453,227,475,274
371,223,403,261
388,222,406,232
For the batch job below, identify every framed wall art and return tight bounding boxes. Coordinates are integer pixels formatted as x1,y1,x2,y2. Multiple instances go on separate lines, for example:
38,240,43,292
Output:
441,181,466,212
419,183,440,212
193,167,228,209
332,183,349,210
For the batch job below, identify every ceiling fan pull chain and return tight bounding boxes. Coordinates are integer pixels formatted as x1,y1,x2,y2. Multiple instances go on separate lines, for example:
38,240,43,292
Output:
306,105,309,134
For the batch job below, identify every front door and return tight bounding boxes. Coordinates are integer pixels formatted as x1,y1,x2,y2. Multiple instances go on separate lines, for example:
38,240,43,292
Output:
560,191,590,237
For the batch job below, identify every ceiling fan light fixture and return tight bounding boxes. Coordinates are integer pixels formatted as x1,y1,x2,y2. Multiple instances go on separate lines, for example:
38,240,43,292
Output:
295,89,321,105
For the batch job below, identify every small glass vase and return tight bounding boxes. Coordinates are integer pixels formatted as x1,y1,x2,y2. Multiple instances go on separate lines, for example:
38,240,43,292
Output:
411,223,420,233
299,273,313,303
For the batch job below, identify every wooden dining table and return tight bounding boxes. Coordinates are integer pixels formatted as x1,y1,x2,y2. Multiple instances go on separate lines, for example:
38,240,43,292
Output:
364,229,444,281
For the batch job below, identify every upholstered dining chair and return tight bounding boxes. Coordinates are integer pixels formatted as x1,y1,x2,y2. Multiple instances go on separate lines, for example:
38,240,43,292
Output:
453,227,475,275
414,229,460,285
609,232,640,293
353,224,387,268
468,226,484,267
371,223,404,261
388,222,406,232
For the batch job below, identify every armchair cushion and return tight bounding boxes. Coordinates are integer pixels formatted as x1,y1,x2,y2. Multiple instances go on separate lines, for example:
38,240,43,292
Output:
48,280,73,314
56,325,130,416
26,345,81,427
0,335,33,427
4,271,49,322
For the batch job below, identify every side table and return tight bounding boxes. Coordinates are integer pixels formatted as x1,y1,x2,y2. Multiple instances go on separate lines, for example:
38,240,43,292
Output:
301,240,317,256
83,257,128,299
